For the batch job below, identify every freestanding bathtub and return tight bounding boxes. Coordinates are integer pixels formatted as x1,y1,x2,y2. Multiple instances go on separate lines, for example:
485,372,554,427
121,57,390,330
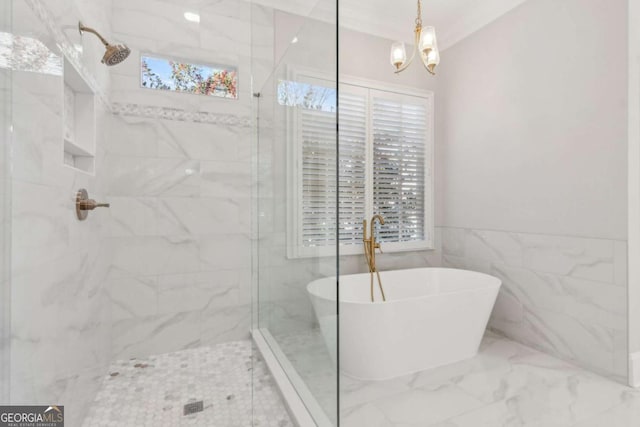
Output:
307,268,501,380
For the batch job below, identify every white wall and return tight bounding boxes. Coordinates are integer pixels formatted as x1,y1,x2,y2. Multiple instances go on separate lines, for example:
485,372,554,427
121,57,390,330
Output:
437,0,628,380
437,0,627,240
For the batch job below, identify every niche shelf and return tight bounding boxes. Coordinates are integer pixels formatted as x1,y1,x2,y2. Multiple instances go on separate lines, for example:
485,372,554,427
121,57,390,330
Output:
63,57,96,175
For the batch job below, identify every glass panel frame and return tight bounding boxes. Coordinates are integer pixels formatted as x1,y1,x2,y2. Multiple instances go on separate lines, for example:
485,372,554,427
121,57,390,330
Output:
0,0,11,405
250,0,340,424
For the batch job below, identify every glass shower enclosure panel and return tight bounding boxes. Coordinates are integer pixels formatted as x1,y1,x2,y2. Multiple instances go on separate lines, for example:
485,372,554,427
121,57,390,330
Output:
0,0,11,405
252,0,339,424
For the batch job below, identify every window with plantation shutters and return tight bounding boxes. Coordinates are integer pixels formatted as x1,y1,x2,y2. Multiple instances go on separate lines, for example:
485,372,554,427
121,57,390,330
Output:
285,73,433,258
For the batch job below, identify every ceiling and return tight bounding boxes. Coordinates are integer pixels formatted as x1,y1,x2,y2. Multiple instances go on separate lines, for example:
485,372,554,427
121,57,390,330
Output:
341,0,528,50
254,0,529,50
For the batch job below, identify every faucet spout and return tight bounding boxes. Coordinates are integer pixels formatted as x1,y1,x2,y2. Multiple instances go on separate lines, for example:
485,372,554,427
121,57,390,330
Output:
370,214,385,245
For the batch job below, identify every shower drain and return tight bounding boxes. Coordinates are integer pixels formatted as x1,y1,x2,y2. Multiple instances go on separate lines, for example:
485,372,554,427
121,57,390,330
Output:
183,400,204,415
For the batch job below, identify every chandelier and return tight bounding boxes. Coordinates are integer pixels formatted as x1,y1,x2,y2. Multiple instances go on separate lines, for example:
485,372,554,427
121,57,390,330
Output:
389,0,440,75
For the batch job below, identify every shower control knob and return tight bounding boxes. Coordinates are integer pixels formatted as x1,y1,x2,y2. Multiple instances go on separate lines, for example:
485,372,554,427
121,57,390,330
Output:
80,200,110,210
76,188,110,221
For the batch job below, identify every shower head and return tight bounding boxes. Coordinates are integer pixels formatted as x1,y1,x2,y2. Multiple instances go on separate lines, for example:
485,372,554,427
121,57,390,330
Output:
101,44,131,66
78,22,130,66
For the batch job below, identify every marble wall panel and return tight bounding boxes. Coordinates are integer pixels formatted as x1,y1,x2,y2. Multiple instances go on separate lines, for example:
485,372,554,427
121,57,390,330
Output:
9,1,113,425
441,227,627,381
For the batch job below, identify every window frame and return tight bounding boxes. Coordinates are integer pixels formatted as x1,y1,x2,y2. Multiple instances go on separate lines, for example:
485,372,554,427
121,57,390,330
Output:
285,67,435,259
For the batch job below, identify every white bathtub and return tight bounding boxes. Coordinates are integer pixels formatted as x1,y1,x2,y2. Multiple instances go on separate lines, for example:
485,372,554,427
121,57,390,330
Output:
307,268,501,380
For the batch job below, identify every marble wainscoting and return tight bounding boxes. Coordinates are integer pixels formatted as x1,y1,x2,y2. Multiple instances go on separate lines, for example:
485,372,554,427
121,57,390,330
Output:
440,227,627,381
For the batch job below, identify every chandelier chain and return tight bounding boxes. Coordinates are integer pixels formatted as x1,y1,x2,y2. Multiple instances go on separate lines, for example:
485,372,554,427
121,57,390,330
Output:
415,0,422,27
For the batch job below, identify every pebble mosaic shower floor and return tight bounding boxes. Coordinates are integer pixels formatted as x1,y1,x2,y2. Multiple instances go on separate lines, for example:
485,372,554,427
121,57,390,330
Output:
82,340,293,427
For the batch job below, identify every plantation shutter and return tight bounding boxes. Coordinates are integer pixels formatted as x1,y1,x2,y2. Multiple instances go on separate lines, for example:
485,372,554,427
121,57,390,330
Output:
300,107,338,247
299,88,367,248
337,90,367,246
371,90,429,243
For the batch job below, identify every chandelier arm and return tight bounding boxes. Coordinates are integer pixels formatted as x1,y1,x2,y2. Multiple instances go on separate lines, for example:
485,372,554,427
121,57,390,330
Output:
394,26,421,74
394,46,417,74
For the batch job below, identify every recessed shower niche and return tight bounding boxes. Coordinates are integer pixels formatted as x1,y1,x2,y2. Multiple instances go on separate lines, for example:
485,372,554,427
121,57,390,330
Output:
63,57,96,174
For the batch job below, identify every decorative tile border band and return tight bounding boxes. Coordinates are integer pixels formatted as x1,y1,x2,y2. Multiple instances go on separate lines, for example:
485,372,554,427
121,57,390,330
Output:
111,102,252,127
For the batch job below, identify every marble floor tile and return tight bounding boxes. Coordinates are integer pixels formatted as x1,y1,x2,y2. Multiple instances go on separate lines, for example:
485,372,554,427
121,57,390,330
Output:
273,329,640,426
342,384,486,427
339,332,640,427
82,340,292,427
83,331,640,427
572,395,640,427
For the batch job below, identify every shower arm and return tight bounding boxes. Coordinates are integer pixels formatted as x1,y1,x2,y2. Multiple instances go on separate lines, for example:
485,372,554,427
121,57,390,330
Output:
79,23,110,47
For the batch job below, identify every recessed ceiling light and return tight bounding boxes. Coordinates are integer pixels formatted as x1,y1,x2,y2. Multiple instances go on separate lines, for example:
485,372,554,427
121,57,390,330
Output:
291,36,298,44
184,12,200,23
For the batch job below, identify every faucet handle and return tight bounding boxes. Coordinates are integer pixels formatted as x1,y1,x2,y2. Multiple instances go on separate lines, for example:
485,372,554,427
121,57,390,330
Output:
79,200,110,210
76,188,110,221
362,219,368,241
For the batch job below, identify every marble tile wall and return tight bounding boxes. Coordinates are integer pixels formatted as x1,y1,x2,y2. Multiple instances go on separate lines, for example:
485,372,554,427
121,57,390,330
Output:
8,1,114,425
440,226,628,381
104,115,253,359
104,0,258,360
9,0,262,420
109,0,253,118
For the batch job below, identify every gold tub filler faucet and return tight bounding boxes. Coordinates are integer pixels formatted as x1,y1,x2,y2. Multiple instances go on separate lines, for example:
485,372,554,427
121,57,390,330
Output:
363,215,386,302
